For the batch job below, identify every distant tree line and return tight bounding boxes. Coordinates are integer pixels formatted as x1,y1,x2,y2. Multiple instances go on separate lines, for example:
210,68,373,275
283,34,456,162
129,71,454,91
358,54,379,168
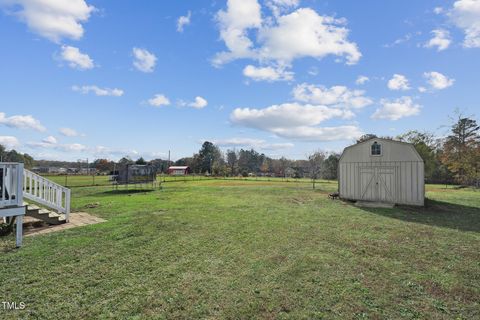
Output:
0,145,34,167
173,142,341,180
355,114,480,186
1,114,478,186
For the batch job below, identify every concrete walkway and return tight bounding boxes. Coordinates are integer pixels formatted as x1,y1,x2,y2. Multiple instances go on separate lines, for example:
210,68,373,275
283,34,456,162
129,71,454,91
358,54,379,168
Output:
25,212,106,236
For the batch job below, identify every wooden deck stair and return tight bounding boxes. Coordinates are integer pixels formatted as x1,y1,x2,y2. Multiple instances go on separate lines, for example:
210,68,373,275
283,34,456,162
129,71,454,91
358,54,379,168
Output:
24,202,66,225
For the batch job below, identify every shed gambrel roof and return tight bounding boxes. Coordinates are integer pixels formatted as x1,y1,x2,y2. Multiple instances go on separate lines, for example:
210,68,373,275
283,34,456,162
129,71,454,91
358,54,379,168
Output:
339,138,423,163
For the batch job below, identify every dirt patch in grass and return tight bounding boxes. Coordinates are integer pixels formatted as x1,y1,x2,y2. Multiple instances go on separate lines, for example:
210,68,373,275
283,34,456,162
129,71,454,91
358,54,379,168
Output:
267,254,288,264
421,280,478,304
422,280,449,300
201,181,285,187
449,286,479,304
85,202,100,208
290,197,306,205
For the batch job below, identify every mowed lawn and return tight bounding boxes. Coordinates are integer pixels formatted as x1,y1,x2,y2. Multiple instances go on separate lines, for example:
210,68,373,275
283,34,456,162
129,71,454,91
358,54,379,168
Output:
1,179,479,319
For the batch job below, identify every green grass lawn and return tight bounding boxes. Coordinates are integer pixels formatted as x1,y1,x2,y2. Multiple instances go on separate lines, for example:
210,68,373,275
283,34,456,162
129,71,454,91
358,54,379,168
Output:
1,179,479,319
41,174,315,188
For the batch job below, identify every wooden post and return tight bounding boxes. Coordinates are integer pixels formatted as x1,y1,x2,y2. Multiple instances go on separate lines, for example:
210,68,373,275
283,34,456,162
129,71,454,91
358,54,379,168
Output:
17,163,24,205
16,215,23,247
65,189,71,222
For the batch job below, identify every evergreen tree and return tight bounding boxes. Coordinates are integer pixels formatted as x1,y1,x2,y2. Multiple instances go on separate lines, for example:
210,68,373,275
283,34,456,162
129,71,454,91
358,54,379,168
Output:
441,116,480,185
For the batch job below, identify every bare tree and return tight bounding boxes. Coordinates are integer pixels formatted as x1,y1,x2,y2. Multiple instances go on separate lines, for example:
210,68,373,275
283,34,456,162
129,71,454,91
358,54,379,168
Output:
226,149,238,176
308,151,326,189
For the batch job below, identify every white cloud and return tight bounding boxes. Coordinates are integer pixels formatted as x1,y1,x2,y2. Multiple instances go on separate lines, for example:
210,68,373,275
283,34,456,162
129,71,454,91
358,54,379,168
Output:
27,135,58,148
418,86,427,93
372,97,421,120
266,0,299,17
92,145,139,158
28,142,87,152
25,141,164,161
383,32,418,48
355,75,369,85
91,146,167,161
27,136,86,152
268,0,299,6
60,143,87,152
72,85,124,96
214,137,265,147
188,96,208,109
308,67,319,76
260,142,295,150
424,71,455,90
425,29,451,51
177,11,191,32
132,47,157,73
59,127,83,137
60,45,94,70
0,0,94,42
0,136,20,148
434,7,444,14
0,112,46,131
258,8,361,65
213,137,294,150
449,0,480,48
387,74,410,91
292,83,373,109
214,3,361,68
243,64,293,81
214,0,262,65
148,94,170,107
42,136,57,144
230,102,360,141
231,103,352,129
268,125,362,141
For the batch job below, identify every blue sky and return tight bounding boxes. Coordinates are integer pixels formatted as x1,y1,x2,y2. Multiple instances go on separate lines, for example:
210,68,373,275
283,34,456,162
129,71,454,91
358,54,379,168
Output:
0,0,479,161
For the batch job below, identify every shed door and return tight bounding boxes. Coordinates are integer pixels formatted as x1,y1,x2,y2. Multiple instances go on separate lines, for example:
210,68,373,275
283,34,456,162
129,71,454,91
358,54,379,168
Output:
359,166,396,203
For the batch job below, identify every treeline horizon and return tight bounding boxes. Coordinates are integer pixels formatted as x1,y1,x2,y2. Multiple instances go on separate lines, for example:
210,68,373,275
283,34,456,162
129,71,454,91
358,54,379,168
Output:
1,114,479,186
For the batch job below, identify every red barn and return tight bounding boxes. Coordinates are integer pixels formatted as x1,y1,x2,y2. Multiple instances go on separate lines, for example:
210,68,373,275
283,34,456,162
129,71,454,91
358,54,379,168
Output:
167,166,190,175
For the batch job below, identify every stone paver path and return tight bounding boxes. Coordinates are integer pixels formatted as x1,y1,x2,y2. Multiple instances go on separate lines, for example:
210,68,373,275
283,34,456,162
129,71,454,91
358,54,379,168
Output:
25,212,106,236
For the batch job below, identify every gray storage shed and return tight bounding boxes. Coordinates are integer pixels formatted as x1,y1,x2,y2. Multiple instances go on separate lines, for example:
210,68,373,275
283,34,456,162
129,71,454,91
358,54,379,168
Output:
338,138,424,206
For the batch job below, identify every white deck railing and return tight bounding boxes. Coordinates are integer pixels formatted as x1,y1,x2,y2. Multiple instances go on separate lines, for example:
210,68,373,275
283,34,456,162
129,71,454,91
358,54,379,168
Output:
23,169,71,222
0,163,25,247
0,162,24,208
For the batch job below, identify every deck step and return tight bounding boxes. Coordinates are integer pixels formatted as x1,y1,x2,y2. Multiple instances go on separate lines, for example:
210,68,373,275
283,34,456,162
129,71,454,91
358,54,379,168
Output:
24,202,66,225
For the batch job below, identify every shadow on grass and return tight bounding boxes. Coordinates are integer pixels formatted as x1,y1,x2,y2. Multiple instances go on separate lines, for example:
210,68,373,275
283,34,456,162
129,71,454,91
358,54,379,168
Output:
356,199,480,233
97,189,157,196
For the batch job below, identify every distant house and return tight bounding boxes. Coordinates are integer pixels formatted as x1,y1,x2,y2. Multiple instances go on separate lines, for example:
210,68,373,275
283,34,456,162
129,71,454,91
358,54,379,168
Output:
168,166,190,176
31,167,48,174
79,168,97,175
32,167,66,174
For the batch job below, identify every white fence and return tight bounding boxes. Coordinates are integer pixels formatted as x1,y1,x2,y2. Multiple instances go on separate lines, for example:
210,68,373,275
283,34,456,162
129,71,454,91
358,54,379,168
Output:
23,169,71,221
0,162,24,208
